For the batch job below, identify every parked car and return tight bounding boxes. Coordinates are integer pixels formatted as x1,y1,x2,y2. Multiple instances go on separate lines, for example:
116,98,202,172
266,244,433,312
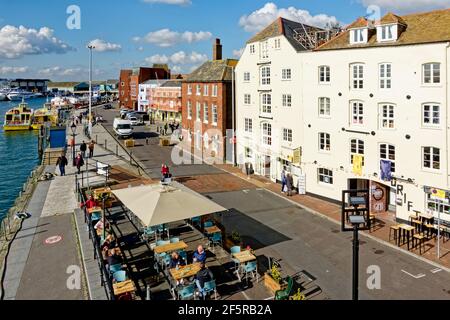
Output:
103,104,113,110
113,118,133,139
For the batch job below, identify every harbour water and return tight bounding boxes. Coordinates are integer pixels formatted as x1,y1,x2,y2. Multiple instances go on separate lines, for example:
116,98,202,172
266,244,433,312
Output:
0,98,45,221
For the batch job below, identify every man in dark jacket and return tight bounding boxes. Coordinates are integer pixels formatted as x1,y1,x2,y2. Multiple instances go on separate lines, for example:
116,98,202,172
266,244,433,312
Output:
195,262,214,299
56,153,68,176
75,153,84,174
80,141,87,159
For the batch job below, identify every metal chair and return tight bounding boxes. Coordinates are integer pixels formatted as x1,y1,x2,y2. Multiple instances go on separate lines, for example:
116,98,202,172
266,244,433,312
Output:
210,233,222,251
113,271,127,282
204,221,214,228
142,226,156,242
91,212,102,222
191,216,201,228
203,280,218,300
243,261,258,283
179,250,188,263
109,263,122,275
230,246,241,271
275,276,294,300
178,284,196,300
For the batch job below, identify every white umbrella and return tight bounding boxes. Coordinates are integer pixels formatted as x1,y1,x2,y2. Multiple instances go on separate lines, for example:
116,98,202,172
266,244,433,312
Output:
112,182,226,228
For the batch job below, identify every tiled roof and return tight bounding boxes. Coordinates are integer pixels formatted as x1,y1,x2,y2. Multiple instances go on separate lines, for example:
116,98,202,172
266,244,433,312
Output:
377,12,407,26
161,80,182,88
247,17,324,52
316,8,450,51
348,17,371,29
186,59,238,82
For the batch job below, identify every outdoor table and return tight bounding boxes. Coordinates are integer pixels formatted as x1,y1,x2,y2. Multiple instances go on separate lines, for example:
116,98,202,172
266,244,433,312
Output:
88,207,102,215
93,187,112,199
412,219,423,232
418,213,433,224
232,250,256,281
153,241,188,255
170,263,202,281
398,224,415,250
113,280,135,297
204,226,221,235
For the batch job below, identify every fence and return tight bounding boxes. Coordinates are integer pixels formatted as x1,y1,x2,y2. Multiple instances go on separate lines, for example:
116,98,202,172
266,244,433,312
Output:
76,180,115,300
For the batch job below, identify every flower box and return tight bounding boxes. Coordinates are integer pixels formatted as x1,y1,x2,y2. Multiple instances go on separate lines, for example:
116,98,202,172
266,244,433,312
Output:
264,273,287,295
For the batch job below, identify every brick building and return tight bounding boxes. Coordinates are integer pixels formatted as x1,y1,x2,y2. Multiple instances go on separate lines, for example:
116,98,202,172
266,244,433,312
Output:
151,80,182,122
181,39,237,161
119,65,170,110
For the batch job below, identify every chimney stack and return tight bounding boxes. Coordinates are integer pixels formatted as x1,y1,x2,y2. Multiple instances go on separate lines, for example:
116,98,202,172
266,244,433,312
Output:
213,38,222,61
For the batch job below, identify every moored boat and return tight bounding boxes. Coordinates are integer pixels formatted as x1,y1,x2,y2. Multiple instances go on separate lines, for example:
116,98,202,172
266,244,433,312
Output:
30,103,58,130
3,101,34,131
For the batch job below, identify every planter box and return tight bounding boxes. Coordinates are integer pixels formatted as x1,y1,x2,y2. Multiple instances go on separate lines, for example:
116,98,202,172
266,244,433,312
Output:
264,273,286,295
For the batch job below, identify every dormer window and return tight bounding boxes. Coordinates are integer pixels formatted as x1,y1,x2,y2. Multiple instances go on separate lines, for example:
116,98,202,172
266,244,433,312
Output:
350,29,367,44
377,24,397,42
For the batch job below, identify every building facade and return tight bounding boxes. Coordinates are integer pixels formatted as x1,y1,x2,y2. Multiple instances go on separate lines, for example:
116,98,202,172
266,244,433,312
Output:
151,80,182,122
10,79,49,93
138,80,159,112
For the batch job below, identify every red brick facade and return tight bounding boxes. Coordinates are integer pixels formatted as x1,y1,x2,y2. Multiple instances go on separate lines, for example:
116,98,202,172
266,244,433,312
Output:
119,70,132,109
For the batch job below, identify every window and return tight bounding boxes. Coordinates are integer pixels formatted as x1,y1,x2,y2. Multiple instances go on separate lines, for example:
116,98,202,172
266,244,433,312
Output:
351,101,364,125
203,103,209,123
245,147,253,158
422,103,440,126
423,147,440,170
380,104,395,128
380,25,394,41
260,40,269,59
245,118,253,133
282,94,292,107
196,84,201,95
319,97,331,117
261,66,271,85
351,64,364,89
212,105,218,125
274,38,281,49
196,102,201,121
283,128,292,142
261,123,272,146
204,85,209,96
351,29,365,44
282,69,291,80
427,193,449,215
244,72,250,82
318,168,333,185
423,63,440,84
244,94,251,105
379,63,392,89
319,66,330,83
319,133,330,151
250,44,255,54
261,94,272,115
187,101,192,119
212,85,218,97
121,82,125,87
188,85,192,95
380,144,396,172
350,139,365,165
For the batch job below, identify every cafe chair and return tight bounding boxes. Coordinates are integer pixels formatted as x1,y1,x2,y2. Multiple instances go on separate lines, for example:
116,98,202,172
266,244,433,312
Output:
274,276,294,300
91,212,102,222
142,226,156,242
179,250,188,262
204,221,214,228
170,238,180,243
109,263,123,275
243,261,258,283
178,284,196,300
210,233,222,251
203,280,218,300
191,216,201,228
113,271,127,283
230,246,241,271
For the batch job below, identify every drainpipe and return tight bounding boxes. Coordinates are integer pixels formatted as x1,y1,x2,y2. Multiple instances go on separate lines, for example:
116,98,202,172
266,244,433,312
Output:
446,42,450,189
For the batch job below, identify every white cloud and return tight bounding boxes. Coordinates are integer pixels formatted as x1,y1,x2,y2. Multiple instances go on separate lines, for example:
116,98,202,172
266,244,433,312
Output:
88,39,122,52
38,66,85,77
0,25,74,59
361,0,450,12
145,51,207,65
137,46,144,52
239,2,339,33
0,66,29,74
135,28,212,47
142,0,191,5
233,48,244,58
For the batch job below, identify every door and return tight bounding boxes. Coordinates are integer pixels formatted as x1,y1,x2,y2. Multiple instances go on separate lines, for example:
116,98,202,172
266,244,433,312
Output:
263,155,271,179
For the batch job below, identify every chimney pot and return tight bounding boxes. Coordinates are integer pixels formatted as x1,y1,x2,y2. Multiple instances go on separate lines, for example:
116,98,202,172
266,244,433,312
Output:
213,38,222,61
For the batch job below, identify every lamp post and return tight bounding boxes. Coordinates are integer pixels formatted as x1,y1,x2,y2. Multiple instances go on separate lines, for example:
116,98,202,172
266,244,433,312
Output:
70,122,77,166
87,44,95,137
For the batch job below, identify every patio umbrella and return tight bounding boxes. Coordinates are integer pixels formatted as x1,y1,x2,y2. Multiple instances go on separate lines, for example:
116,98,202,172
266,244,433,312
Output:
111,182,226,229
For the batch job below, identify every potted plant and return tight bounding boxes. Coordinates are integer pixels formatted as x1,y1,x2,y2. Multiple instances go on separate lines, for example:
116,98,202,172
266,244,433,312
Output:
224,230,242,250
289,289,306,300
264,264,287,295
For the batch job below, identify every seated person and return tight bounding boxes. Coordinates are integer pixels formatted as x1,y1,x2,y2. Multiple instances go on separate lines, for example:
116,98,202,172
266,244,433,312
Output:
106,248,123,268
82,195,98,210
169,252,186,269
100,233,115,252
192,245,206,264
195,262,214,299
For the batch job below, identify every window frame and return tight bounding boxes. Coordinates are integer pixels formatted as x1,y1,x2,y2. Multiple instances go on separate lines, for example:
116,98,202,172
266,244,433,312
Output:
379,63,392,89
318,97,331,117
282,94,292,107
261,122,272,146
350,63,364,89
244,72,251,82
422,63,441,85
319,132,331,152
282,68,292,80
195,102,201,121
319,66,331,84
196,84,201,96
203,84,209,96
283,128,293,142
261,93,272,115
203,102,209,123
260,66,271,85
187,100,192,120
211,104,218,126
318,168,333,185
244,94,251,105
350,100,364,125
350,139,365,165
379,103,395,129
244,118,253,133
212,84,218,97
422,146,441,171
422,103,441,128
380,143,396,173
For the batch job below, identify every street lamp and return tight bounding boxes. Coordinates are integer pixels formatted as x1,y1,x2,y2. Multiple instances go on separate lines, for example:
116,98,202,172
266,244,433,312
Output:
341,189,370,301
70,122,77,166
87,44,95,138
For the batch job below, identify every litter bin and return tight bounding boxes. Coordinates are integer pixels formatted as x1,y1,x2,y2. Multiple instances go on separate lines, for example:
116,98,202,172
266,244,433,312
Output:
125,139,135,147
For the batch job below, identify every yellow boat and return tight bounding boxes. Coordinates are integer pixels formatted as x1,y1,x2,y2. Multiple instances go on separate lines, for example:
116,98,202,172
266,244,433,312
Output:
31,103,59,130
3,101,33,131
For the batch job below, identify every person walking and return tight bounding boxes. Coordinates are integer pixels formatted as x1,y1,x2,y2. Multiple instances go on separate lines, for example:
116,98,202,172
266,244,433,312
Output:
75,153,84,174
56,153,68,176
80,140,87,159
88,140,95,158
286,173,294,197
164,123,168,136
281,170,286,193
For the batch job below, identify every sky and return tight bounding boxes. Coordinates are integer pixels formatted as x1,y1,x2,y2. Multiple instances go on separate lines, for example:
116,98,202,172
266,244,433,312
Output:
0,0,449,81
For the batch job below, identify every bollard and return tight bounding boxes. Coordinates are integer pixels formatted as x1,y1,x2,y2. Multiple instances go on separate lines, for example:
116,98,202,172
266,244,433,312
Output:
146,138,149,145
95,135,98,144
105,139,107,151
146,285,151,300
116,144,118,156
130,151,133,165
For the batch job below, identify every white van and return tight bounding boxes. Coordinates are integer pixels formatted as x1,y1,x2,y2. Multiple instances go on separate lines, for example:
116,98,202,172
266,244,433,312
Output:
113,118,133,139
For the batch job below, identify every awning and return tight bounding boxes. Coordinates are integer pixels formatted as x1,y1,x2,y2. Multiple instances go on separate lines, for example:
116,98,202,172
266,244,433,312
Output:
112,182,226,227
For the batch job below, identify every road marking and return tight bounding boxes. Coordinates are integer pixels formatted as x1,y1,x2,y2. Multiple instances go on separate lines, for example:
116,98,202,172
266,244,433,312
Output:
431,268,442,274
401,269,426,279
44,235,63,245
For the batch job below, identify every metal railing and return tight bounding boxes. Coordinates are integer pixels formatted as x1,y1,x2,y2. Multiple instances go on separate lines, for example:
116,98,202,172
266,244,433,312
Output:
76,180,115,300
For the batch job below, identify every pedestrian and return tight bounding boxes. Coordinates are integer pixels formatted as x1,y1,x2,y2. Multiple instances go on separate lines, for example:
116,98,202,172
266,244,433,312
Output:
80,140,87,158
286,173,293,197
75,153,84,174
281,170,286,193
164,123,168,135
88,140,95,158
56,153,68,176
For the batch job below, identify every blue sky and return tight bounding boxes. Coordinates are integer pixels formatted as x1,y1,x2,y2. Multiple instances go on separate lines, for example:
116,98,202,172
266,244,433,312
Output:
0,0,449,81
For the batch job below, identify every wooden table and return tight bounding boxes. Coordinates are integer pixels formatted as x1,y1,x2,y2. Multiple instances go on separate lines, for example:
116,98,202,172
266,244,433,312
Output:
205,226,221,234
418,213,434,224
398,224,415,250
113,280,135,296
232,250,256,264
169,263,201,281
88,207,102,215
93,187,112,199
153,241,188,254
